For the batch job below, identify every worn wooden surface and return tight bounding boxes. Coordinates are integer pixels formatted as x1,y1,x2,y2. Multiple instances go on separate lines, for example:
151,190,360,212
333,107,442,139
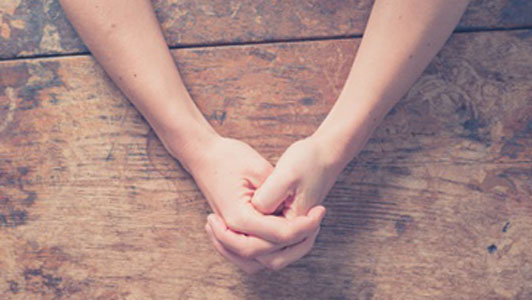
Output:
1,28,532,298
1,0,532,59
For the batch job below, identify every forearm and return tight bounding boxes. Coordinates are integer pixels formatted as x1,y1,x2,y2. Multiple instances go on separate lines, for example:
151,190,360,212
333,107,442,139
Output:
313,0,470,168
59,0,217,168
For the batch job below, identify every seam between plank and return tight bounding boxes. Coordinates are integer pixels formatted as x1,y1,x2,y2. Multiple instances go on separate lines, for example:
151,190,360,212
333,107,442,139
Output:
0,26,531,63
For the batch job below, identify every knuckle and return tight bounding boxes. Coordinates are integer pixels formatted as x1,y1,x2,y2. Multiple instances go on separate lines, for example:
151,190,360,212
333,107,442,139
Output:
266,259,286,271
273,230,287,244
259,161,273,176
225,213,246,230
278,227,295,243
258,204,276,215
225,217,238,230
282,165,299,181
237,246,257,259
250,199,268,213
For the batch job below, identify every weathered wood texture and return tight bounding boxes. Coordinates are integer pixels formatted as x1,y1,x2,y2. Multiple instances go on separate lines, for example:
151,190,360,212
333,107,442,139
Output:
1,0,532,59
1,30,532,299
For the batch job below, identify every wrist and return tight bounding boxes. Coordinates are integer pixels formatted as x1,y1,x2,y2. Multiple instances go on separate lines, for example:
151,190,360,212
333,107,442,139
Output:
310,93,387,170
310,121,372,172
307,133,348,174
156,117,221,173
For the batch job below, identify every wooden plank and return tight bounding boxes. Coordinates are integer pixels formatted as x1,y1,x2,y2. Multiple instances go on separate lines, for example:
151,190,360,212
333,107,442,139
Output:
1,30,532,299
1,0,532,59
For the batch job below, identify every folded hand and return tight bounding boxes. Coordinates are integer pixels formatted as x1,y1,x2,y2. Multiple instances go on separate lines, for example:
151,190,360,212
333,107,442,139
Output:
204,137,340,272
188,137,326,273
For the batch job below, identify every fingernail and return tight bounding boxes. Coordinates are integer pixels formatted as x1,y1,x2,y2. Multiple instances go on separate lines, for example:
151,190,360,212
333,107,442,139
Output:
210,214,224,229
319,205,326,215
252,190,261,203
319,206,327,219
309,205,326,220
207,214,215,224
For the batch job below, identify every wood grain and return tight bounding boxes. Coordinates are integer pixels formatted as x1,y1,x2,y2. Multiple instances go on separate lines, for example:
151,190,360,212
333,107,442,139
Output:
1,0,532,59
1,30,532,299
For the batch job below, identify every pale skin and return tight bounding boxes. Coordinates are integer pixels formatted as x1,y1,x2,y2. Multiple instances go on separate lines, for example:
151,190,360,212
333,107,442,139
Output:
60,0,470,273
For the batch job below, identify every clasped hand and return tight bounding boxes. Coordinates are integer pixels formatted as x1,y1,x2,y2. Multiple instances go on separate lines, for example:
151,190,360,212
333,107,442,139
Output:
184,136,343,273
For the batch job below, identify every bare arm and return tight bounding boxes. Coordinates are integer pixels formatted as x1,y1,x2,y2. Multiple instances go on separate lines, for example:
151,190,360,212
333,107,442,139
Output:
315,0,471,167
59,0,216,170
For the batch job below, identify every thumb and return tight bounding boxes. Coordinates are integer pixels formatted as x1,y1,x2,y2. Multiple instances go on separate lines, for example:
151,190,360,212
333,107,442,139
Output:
251,167,294,214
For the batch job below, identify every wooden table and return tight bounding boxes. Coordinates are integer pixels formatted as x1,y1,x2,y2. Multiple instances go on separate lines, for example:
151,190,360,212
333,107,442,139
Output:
1,1,531,299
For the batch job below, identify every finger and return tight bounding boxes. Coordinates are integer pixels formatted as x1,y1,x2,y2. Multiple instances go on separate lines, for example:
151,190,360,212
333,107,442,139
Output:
245,160,274,189
205,223,263,274
257,226,320,271
251,166,294,214
208,214,286,258
230,204,326,244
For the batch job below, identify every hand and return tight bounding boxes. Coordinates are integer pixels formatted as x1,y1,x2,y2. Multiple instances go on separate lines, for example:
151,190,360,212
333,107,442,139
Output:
206,205,325,272
249,137,342,270
207,136,341,271
183,136,325,273
252,136,344,217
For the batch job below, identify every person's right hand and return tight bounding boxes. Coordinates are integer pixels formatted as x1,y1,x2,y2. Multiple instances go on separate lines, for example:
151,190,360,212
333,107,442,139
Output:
181,136,325,273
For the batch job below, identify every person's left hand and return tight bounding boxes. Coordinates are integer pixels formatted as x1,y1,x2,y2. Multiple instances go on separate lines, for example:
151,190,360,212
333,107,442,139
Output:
207,136,345,271
251,137,344,217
